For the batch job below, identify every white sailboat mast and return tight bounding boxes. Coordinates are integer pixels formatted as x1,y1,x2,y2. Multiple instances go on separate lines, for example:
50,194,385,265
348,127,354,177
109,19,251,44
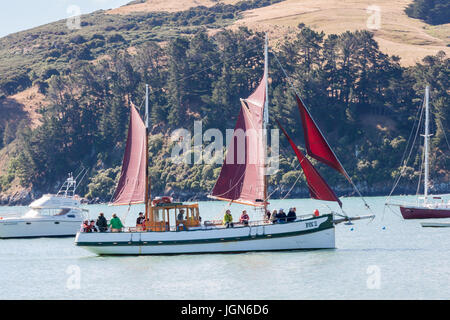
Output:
423,85,430,203
263,33,269,212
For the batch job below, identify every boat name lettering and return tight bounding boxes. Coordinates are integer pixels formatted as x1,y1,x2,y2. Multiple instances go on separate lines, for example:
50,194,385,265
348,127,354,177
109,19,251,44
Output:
305,221,318,228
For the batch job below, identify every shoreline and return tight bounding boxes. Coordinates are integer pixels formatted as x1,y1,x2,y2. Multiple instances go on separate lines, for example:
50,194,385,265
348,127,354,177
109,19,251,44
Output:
1,183,449,206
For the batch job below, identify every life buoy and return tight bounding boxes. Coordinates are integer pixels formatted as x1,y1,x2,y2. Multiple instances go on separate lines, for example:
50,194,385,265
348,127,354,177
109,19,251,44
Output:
152,196,173,206
162,196,172,203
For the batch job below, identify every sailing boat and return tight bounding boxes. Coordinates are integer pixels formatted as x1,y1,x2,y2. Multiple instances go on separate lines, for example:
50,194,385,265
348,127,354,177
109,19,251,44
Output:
387,86,450,220
75,35,373,255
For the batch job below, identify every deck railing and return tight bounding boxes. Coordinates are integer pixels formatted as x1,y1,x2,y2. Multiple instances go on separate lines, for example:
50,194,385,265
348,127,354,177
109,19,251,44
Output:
83,214,320,233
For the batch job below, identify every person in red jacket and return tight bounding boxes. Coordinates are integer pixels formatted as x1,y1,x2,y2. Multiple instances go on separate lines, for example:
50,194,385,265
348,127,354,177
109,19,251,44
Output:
240,210,250,226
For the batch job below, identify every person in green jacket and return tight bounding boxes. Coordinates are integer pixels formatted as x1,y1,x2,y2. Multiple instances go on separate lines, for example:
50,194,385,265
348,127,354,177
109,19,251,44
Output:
109,213,124,232
223,210,233,228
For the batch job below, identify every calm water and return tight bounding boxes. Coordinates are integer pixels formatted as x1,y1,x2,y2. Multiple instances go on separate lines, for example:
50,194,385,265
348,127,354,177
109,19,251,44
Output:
1,195,449,300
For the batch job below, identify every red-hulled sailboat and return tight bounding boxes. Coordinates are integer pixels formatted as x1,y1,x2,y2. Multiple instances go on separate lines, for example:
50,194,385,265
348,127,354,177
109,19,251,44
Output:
75,35,373,255
387,86,450,220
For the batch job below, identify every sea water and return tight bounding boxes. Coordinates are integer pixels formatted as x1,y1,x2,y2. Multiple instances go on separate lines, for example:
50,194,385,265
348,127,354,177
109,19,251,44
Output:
1,195,449,300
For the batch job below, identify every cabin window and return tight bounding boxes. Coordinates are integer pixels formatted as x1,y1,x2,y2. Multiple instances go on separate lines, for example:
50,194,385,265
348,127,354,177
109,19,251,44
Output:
55,208,71,216
153,209,162,222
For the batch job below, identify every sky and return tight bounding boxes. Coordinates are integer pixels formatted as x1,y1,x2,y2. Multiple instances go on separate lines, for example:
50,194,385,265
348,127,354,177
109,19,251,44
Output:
0,0,132,38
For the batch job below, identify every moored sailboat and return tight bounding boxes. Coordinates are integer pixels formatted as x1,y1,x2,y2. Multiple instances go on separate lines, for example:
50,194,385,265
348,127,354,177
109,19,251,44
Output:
386,86,450,220
75,35,373,255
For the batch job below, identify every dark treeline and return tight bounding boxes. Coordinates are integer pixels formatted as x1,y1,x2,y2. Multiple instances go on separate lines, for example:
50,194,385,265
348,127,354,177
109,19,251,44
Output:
405,0,450,25
0,0,283,98
1,26,449,201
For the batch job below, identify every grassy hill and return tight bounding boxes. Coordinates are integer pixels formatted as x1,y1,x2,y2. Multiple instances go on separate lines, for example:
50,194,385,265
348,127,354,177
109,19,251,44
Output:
233,0,450,66
108,0,450,66
0,0,448,203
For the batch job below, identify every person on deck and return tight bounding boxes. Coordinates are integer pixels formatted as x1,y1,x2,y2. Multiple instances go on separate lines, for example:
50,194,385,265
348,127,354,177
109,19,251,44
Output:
287,208,297,222
265,210,271,221
81,220,90,232
89,220,98,232
270,210,278,223
240,210,250,226
176,209,187,231
177,209,185,221
223,210,233,228
277,209,287,223
136,212,145,231
96,213,108,232
109,213,124,232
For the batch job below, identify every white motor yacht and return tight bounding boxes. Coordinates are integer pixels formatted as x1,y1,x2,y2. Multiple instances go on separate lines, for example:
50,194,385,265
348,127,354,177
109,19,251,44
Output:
0,174,88,239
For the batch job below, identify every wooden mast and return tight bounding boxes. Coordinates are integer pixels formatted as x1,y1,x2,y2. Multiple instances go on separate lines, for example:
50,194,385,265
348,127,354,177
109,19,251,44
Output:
144,84,152,227
263,33,269,215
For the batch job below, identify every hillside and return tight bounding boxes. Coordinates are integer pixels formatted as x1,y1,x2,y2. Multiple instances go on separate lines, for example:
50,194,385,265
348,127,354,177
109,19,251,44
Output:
108,0,242,14
108,0,450,66
234,0,450,66
0,0,446,136
0,0,448,204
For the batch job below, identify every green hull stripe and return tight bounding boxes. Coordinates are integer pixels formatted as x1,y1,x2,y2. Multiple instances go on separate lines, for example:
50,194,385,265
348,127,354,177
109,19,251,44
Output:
76,215,334,247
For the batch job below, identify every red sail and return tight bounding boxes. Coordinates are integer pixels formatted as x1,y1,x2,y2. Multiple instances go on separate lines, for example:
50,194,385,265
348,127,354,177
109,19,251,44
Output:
277,119,342,207
111,105,147,206
210,75,266,206
296,94,346,176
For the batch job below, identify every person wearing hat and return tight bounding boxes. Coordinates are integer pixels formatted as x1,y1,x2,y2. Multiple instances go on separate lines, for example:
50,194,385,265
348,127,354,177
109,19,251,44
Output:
96,212,108,232
108,213,124,232
276,209,287,223
136,212,145,231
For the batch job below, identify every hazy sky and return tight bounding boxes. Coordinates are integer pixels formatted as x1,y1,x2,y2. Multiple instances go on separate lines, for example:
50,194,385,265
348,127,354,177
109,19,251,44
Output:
0,0,131,38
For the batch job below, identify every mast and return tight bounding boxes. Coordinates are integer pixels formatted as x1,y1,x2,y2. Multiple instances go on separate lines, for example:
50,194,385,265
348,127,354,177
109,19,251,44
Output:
145,84,151,224
263,33,269,214
423,85,430,203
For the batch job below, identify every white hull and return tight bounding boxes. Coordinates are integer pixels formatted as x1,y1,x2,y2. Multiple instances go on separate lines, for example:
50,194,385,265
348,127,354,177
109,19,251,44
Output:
0,218,83,238
421,222,450,228
0,189,87,239
75,215,335,255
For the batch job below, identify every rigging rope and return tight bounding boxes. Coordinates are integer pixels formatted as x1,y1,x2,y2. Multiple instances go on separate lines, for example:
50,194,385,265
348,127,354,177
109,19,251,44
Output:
436,116,450,155
385,96,425,204
281,164,302,200
271,50,367,217
416,149,425,197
